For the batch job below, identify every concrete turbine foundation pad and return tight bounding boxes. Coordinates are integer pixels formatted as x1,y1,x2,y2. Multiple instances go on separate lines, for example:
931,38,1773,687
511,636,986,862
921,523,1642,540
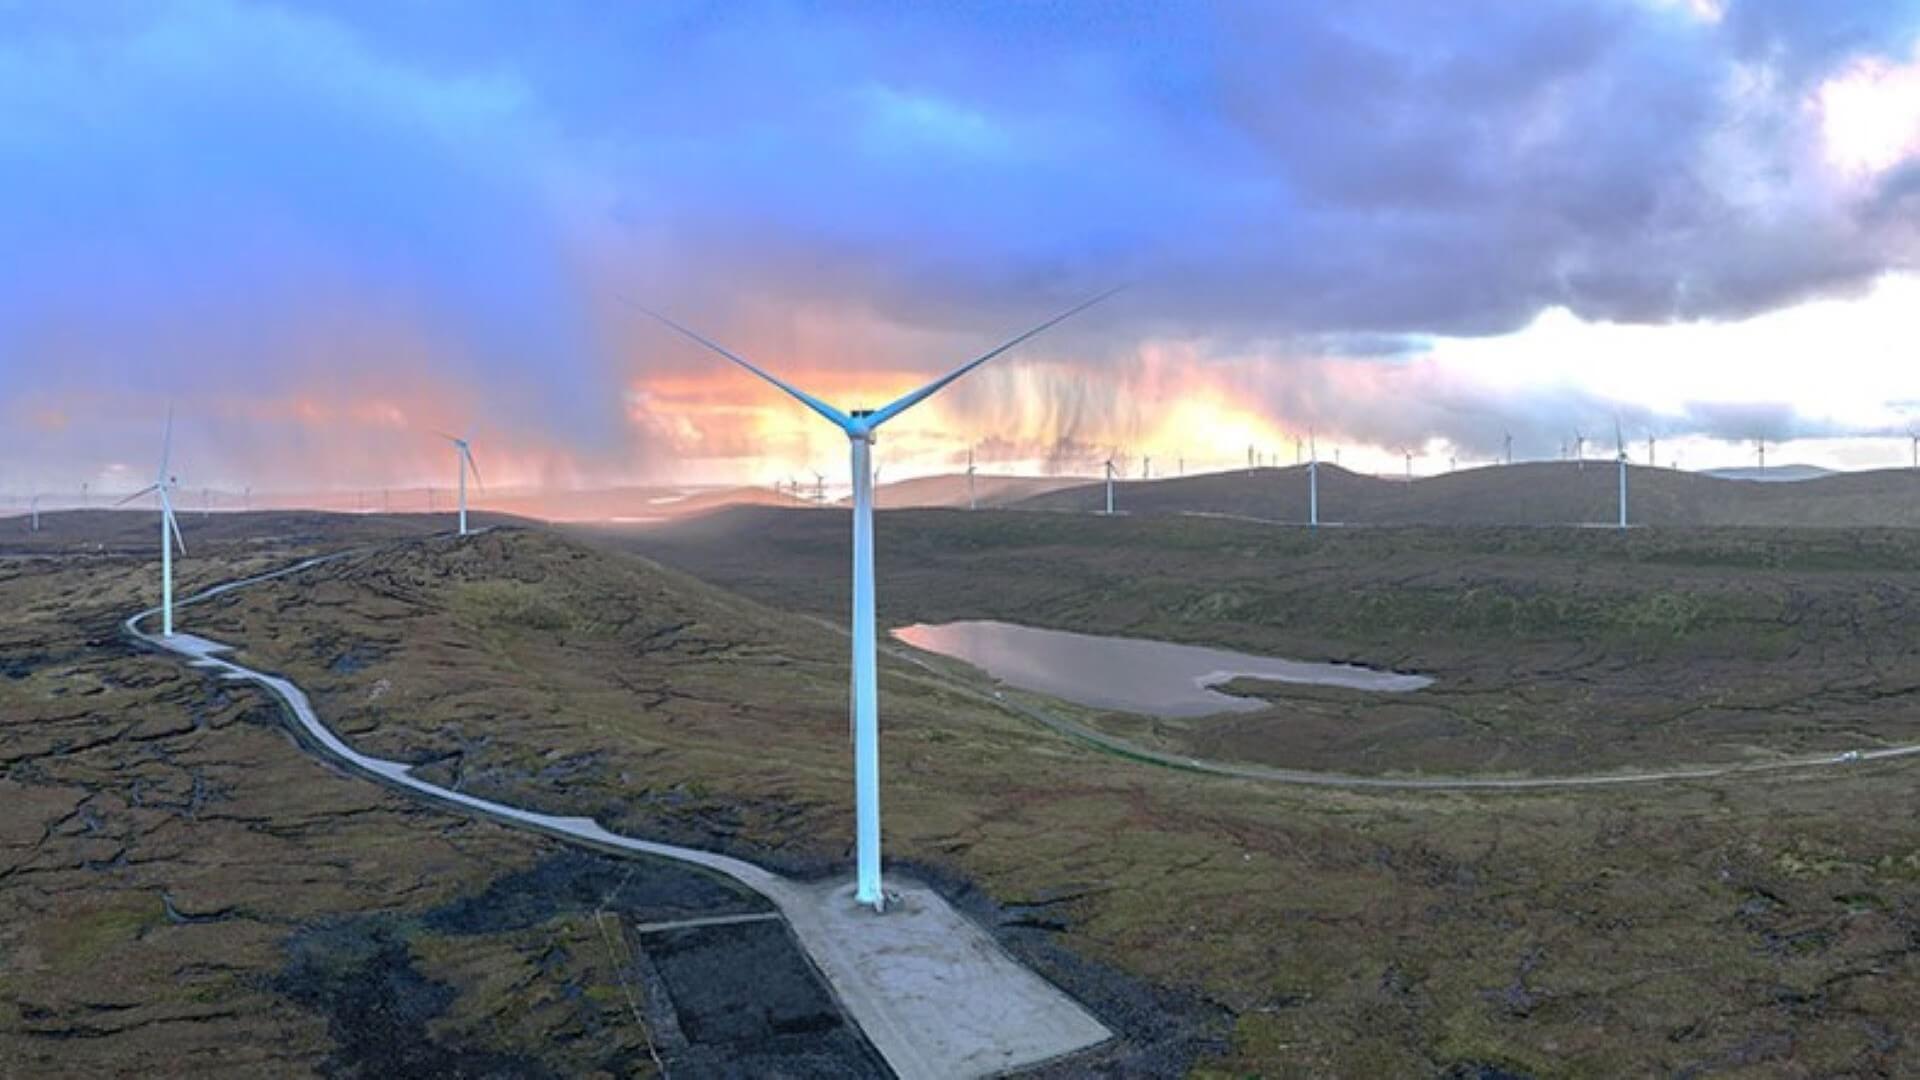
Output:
781,878,1111,1079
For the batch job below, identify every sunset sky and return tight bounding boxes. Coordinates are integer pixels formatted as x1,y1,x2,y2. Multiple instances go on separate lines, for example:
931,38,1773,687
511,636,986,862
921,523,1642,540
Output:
5,1,1920,499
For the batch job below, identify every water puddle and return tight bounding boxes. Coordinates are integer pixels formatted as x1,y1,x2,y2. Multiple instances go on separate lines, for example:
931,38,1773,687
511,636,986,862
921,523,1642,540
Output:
893,620,1430,717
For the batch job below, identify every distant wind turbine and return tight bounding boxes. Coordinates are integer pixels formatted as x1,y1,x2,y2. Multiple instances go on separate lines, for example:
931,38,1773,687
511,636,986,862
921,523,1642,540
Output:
439,435,482,535
1403,448,1414,482
1142,455,1151,480
118,411,186,638
1103,455,1117,515
28,494,40,533
1575,430,1586,470
966,449,977,511
1647,435,1656,468
814,471,827,504
1615,419,1629,531
1756,437,1766,474
1308,431,1319,529
1504,431,1513,466
1909,427,1917,470
632,288,1117,911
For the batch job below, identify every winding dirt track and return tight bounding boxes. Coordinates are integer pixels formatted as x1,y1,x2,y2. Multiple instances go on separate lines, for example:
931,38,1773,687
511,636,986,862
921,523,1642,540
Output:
121,546,1112,1080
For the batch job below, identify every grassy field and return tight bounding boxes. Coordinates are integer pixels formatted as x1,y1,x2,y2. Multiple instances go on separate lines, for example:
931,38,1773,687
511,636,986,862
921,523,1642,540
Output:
619,508,1920,778
0,516,886,1076
153,513,1920,1076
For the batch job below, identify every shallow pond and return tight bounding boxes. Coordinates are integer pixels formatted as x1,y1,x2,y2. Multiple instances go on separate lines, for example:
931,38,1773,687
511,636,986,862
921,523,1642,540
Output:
892,620,1431,718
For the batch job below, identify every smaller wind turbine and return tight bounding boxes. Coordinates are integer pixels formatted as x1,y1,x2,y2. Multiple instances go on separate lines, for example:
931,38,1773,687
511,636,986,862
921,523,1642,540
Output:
966,449,977,511
1142,455,1152,480
29,495,40,532
1103,455,1117,515
439,435,482,535
814,471,827,504
243,485,251,512
81,482,89,507
1909,427,1918,470
1403,448,1414,482
1614,419,1629,531
1756,437,1766,474
1308,430,1319,529
1647,435,1656,468
1575,430,1586,470
1295,436,1303,465
119,412,186,638
1504,431,1513,466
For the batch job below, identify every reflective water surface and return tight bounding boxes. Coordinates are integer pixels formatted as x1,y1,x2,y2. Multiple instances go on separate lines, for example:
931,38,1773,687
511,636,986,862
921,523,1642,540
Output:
892,620,1431,718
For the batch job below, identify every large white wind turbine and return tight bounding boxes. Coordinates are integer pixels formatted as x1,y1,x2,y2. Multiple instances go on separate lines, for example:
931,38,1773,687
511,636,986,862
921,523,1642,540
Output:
635,289,1116,911
119,412,187,638
439,435,482,535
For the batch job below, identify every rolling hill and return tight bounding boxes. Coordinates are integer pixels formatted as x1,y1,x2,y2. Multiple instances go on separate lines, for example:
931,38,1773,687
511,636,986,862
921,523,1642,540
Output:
1011,460,1920,527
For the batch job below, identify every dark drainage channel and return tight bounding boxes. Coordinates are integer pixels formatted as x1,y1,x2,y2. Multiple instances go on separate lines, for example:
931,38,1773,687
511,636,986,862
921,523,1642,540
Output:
274,849,889,1078
635,918,891,1078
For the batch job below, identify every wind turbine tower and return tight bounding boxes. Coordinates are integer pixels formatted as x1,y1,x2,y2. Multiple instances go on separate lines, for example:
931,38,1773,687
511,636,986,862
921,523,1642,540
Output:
635,289,1115,911
1103,456,1117,515
118,412,186,637
1504,431,1513,466
1575,430,1586,469
29,495,40,532
440,435,482,535
1757,437,1766,474
966,449,977,511
1615,420,1629,530
1308,431,1319,529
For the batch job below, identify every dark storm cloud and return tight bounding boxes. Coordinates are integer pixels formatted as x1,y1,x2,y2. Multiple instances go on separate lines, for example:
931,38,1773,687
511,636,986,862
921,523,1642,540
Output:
1,0,1917,485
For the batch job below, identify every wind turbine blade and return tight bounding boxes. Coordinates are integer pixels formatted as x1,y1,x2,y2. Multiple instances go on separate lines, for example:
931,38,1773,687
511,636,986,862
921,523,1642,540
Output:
864,286,1123,430
622,301,852,430
115,484,160,507
158,489,186,554
159,407,175,480
464,447,484,491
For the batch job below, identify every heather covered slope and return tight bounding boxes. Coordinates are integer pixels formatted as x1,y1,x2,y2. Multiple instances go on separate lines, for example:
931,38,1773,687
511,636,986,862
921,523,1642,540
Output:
1014,461,1920,527
190,521,1919,1077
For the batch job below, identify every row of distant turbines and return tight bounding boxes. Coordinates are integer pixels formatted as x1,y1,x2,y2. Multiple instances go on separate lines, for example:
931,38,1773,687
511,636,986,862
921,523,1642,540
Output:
107,415,488,641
